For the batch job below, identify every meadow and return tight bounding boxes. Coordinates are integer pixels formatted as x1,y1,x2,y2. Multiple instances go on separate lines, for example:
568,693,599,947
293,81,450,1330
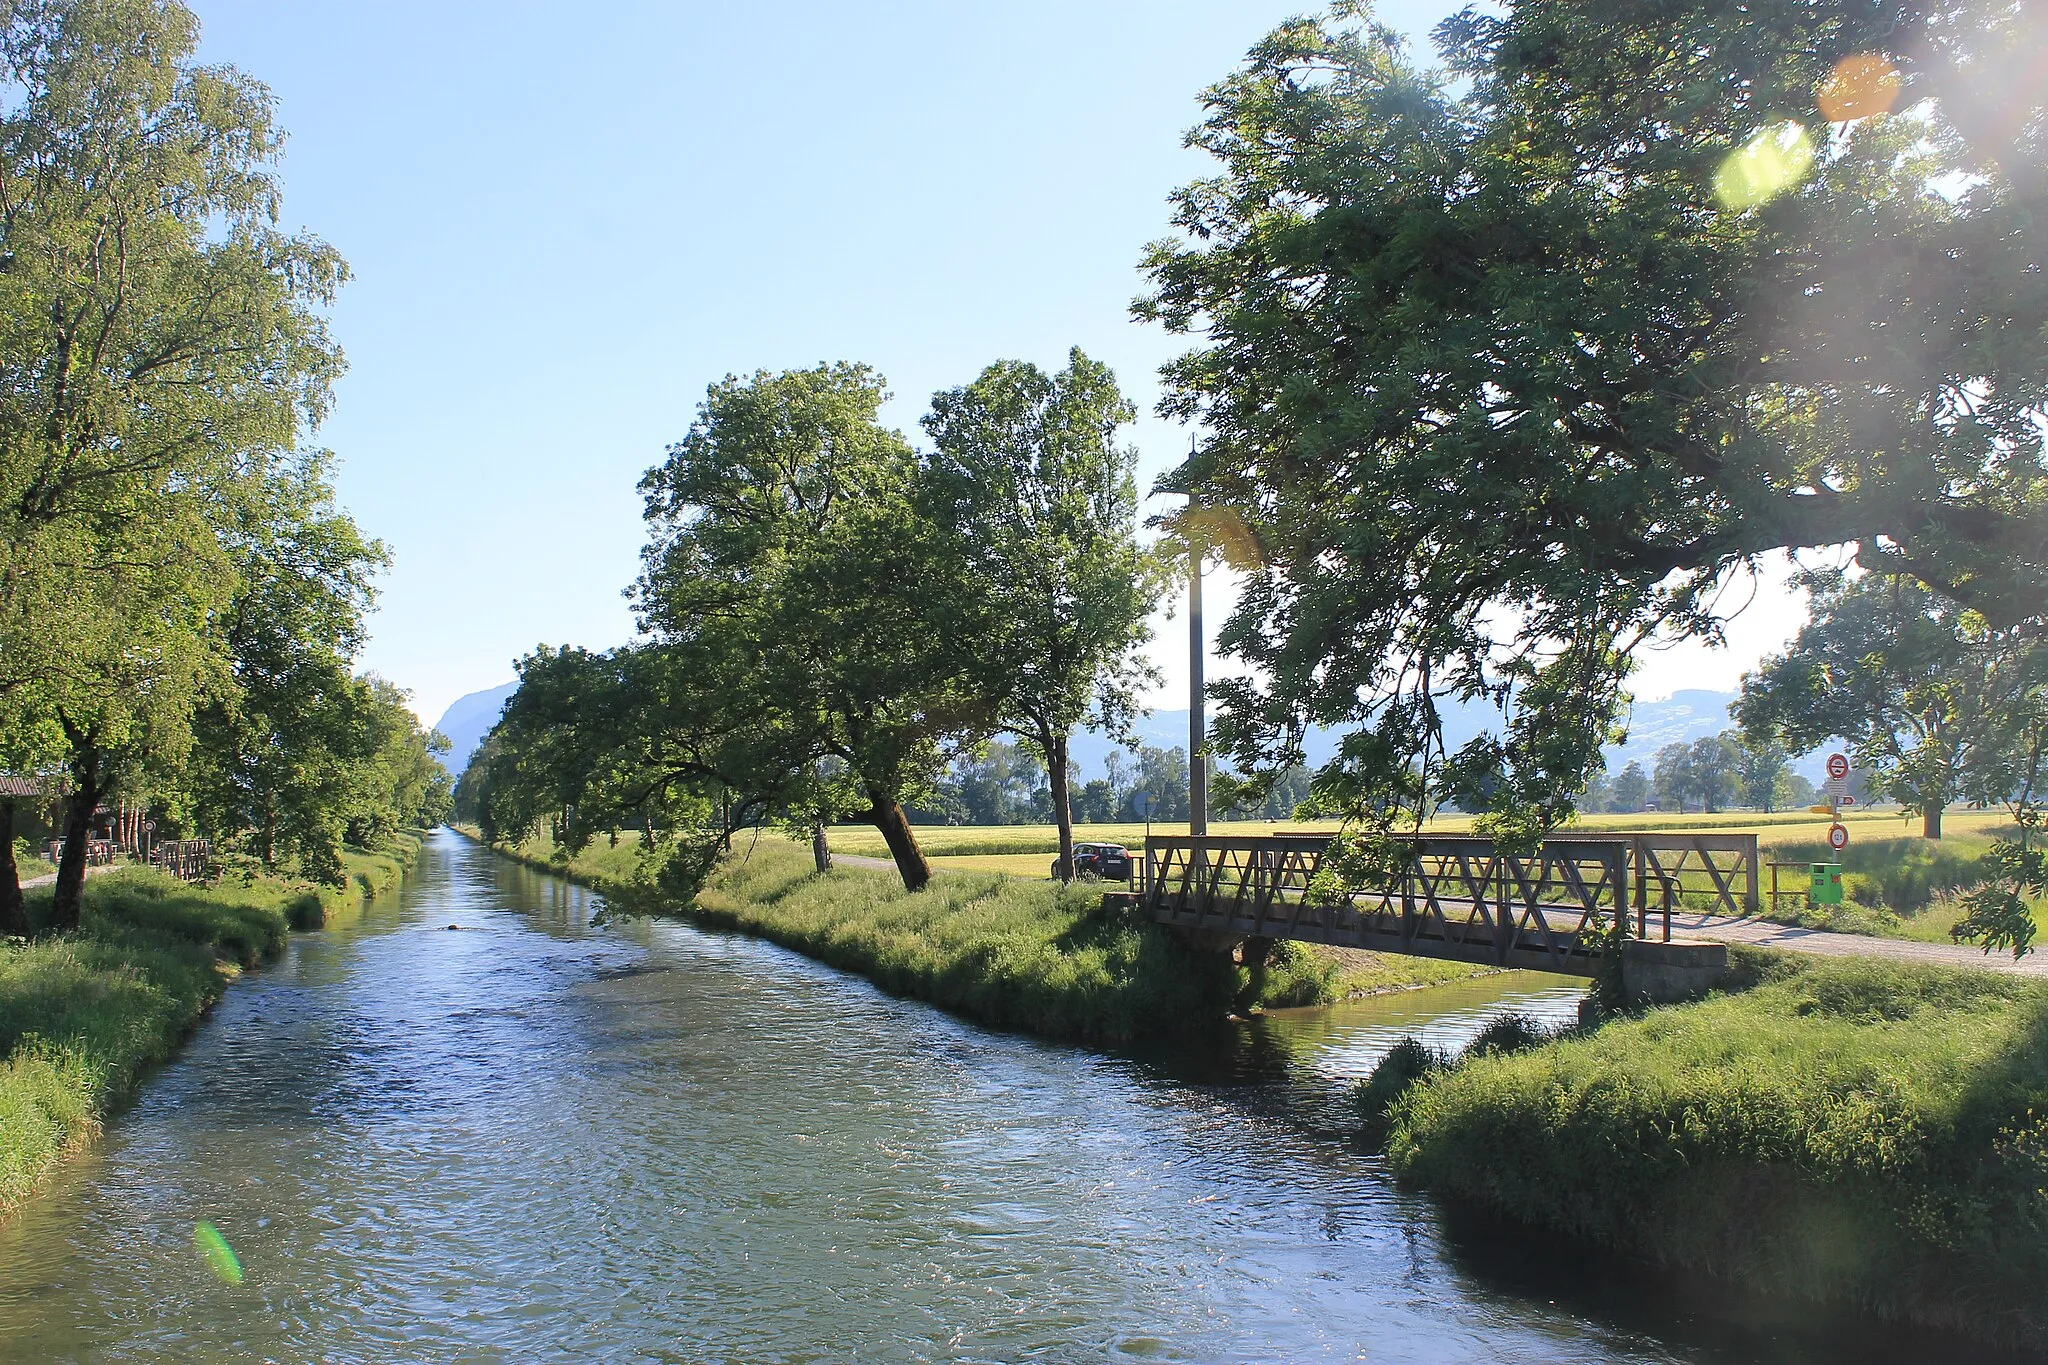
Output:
822,808,2038,943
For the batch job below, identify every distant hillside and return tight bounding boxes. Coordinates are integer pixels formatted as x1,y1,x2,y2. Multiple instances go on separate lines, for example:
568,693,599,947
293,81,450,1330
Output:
439,679,1830,789
1071,688,1830,784
434,681,518,775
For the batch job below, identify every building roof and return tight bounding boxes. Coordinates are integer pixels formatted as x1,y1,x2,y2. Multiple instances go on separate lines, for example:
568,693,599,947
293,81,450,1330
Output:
0,774,62,798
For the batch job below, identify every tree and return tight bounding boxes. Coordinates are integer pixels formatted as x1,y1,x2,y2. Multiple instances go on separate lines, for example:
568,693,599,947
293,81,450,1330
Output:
1736,737,1793,813
187,458,386,882
1738,571,2047,837
632,364,991,892
0,0,346,926
341,676,453,849
1608,762,1650,815
1953,681,2048,957
1653,744,1696,814
1072,779,1115,824
920,349,1158,880
1125,746,1191,821
1689,735,1739,813
1137,2,2047,842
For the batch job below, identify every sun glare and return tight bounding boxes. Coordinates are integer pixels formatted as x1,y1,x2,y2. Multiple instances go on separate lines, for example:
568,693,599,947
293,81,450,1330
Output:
1818,53,1903,123
1713,121,1816,210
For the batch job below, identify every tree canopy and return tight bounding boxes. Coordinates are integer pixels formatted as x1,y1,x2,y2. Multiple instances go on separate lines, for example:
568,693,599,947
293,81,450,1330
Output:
920,348,1159,879
1139,0,2046,841
0,0,435,923
1738,570,2048,837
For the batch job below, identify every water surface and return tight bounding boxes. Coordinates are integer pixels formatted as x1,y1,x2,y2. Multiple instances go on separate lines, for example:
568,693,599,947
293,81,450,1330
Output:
0,832,2011,1363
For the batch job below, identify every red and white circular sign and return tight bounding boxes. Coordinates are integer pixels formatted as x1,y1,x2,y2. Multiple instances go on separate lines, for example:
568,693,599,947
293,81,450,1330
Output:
1826,752,1850,782
1828,822,1850,852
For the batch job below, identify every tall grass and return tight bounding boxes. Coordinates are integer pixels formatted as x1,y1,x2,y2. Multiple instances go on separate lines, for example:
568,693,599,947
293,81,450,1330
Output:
1384,954,2048,1350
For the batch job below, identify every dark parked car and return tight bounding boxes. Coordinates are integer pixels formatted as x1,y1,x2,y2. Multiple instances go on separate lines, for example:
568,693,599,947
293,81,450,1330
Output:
1055,842,1132,881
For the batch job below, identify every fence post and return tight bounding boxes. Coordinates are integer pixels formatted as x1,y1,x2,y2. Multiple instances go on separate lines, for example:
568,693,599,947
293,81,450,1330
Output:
1744,835,1761,915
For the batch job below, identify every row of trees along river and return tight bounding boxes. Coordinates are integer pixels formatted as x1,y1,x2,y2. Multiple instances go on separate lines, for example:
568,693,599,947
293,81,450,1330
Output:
463,0,2047,950
0,0,452,940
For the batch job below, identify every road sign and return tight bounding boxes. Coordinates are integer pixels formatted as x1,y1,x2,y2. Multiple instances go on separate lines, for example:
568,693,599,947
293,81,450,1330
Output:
1828,822,1850,853
1826,752,1850,782
1133,791,1153,818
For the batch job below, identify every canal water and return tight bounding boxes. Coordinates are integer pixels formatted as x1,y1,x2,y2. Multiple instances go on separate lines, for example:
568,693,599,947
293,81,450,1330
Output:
0,831,2008,1363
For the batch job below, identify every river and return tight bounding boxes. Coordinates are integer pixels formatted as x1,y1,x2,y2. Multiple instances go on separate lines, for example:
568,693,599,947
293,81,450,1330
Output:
0,830,2011,1363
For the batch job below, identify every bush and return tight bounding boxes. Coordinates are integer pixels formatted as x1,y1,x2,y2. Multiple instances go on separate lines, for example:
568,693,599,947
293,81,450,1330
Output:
1357,1036,1448,1146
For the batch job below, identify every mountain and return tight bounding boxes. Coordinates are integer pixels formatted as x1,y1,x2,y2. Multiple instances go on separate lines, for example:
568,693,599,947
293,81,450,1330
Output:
433,681,518,775
1064,689,1817,783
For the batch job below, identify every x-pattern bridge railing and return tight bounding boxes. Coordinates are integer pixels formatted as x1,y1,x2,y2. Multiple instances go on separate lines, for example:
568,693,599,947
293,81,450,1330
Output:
1137,831,1760,975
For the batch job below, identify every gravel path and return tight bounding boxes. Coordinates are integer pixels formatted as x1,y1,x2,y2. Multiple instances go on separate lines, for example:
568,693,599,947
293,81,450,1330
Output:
18,862,127,891
1671,910,2048,975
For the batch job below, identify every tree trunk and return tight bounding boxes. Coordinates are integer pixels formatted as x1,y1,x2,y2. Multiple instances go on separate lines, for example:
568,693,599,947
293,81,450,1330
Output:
1923,804,1944,839
1047,730,1076,882
869,796,930,892
811,818,833,874
52,753,103,933
0,798,27,938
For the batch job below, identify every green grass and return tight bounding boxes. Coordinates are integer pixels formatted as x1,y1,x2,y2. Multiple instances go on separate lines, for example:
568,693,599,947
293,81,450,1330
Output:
1,870,298,1216
1,843,421,1219
1382,953,2048,1350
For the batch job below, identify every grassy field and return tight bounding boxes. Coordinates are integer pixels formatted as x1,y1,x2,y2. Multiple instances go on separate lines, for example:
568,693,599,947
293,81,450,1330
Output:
835,809,2038,944
463,826,1492,1028
0,839,422,1221
1377,951,2048,1350
825,806,2016,860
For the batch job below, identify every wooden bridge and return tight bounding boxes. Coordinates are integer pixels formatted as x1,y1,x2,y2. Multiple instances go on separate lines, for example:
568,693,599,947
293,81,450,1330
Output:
1133,832,1760,976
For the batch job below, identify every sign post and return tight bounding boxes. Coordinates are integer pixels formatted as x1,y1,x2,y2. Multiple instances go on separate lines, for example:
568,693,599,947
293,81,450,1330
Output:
1821,751,1856,814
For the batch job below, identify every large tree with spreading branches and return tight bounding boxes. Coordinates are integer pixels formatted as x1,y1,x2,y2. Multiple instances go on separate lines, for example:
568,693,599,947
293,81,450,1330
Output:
1138,0,2046,843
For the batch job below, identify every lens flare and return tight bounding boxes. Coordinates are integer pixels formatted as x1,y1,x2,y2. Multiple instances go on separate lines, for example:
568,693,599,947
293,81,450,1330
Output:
193,1220,244,1285
1713,122,1815,210
1818,53,1902,122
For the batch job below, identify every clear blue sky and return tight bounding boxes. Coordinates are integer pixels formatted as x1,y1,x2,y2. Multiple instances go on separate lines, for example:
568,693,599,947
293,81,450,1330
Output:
192,0,1805,727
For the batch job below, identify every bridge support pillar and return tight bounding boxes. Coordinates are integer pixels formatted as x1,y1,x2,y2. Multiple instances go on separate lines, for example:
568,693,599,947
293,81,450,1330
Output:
1620,938,1728,1005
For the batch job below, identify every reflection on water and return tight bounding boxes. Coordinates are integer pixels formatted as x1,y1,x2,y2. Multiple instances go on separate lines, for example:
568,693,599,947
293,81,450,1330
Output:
0,831,2020,1363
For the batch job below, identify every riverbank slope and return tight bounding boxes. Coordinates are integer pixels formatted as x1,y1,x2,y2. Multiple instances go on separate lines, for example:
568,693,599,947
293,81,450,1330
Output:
458,827,1487,1040
1381,951,2048,1352
0,837,423,1220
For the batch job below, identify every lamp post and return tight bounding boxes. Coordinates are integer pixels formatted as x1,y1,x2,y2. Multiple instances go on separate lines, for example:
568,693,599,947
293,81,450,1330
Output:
1189,534,1207,838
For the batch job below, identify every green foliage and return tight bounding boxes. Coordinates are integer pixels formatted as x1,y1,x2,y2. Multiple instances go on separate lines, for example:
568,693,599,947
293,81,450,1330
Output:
1386,956,2048,1347
920,348,1160,879
1356,1036,1448,1146
1139,0,2048,842
1954,717,2048,958
652,839,1243,1040
1739,571,2048,836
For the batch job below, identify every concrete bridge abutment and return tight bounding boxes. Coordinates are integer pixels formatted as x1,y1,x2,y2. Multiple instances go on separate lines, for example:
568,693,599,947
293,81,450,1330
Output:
1619,938,1728,1005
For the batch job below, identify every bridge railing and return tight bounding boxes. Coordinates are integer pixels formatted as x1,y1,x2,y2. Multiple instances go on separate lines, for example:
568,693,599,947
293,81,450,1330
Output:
1136,830,1761,972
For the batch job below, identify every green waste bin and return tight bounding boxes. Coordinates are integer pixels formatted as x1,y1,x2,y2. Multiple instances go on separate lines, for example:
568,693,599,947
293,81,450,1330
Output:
1809,862,1844,906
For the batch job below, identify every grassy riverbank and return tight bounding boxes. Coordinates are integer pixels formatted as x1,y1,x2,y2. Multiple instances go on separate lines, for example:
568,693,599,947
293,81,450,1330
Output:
0,837,422,1220
1379,952,2048,1350
459,827,1485,1036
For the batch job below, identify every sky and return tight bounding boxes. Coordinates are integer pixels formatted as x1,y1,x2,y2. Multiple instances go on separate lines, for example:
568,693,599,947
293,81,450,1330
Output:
190,0,1811,729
